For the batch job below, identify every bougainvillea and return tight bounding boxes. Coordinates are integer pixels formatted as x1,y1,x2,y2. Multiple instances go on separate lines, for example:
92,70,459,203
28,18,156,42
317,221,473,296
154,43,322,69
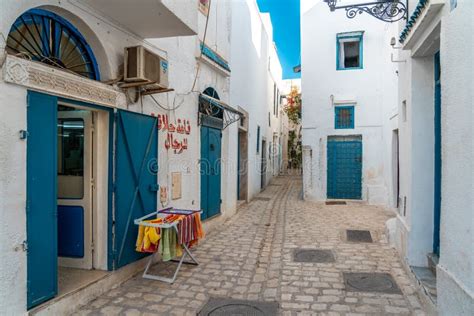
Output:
284,86,301,125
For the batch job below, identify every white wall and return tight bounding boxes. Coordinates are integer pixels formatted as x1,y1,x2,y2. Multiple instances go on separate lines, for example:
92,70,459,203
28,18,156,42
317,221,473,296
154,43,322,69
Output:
437,0,474,314
0,0,235,313
301,2,397,204
230,0,285,200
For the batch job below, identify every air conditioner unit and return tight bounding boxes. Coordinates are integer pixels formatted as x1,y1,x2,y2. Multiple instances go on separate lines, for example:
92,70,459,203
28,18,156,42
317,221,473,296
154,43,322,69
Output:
124,45,169,89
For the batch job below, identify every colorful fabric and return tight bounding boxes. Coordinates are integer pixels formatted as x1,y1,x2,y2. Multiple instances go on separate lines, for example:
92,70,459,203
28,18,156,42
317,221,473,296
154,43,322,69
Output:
135,218,163,253
135,210,204,260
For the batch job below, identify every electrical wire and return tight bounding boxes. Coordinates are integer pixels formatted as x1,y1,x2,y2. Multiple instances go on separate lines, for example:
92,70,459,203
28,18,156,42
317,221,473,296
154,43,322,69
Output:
147,0,213,112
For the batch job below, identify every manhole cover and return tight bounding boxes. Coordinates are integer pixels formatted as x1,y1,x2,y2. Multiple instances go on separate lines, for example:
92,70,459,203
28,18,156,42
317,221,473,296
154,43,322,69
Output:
346,230,373,242
198,298,279,316
326,201,346,205
343,273,402,294
293,249,335,263
254,197,271,201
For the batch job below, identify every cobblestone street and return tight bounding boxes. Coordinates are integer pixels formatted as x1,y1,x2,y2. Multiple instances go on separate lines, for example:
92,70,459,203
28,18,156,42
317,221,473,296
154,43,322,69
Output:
76,176,427,315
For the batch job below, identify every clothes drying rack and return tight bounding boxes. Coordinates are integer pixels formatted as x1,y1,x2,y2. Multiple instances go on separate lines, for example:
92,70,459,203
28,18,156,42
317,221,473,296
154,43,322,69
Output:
134,208,200,284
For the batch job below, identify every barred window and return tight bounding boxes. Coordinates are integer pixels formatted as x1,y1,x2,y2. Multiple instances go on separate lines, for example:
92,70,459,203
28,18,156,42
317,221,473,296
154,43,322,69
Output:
335,106,355,129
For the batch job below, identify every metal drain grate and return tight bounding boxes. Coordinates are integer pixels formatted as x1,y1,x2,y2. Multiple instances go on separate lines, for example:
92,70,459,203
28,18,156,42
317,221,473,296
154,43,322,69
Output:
253,197,271,201
198,298,279,316
293,249,335,263
343,272,402,294
346,230,373,242
326,201,347,205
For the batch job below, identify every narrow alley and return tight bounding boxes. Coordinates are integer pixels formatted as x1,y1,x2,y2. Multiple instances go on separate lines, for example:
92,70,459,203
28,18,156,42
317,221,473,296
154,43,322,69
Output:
76,176,426,316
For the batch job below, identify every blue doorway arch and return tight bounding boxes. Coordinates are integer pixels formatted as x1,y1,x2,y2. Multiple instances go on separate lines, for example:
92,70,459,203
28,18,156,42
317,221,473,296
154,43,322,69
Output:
200,88,222,220
6,8,100,80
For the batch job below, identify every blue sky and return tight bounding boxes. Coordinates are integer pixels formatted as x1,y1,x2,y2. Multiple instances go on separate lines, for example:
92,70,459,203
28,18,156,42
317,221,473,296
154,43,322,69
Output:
257,0,301,79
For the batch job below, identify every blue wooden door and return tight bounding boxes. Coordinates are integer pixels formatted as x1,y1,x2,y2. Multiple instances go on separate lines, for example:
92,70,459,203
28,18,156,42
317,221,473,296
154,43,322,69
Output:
26,91,58,309
114,110,158,268
200,126,221,220
433,52,441,255
327,136,362,199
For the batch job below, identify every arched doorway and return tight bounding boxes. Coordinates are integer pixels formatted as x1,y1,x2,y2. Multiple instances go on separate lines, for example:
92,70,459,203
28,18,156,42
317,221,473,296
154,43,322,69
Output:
200,88,222,220
7,8,109,310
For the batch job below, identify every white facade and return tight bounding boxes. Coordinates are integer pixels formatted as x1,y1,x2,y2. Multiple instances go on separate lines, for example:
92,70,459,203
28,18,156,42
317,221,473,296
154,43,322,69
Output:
230,0,287,201
391,0,474,314
301,1,398,205
0,0,244,313
301,0,474,314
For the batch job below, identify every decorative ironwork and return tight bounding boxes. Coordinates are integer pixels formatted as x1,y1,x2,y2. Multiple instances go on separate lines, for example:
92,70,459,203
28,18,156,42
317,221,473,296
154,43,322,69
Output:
324,0,407,23
6,9,100,80
199,91,242,130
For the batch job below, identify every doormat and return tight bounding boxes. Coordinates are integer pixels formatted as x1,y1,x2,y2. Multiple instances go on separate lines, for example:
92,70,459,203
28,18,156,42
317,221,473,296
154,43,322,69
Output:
293,249,335,263
326,201,347,205
198,298,279,316
346,230,373,243
253,197,271,201
343,272,402,294
269,183,282,186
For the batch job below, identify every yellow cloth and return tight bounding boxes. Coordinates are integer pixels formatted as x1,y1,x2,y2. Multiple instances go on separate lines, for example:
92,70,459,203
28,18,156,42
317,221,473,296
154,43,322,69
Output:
135,219,162,253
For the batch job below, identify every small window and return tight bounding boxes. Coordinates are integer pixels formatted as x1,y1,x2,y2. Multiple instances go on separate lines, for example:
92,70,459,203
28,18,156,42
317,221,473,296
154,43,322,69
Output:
58,119,85,198
335,106,355,129
337,31,363,70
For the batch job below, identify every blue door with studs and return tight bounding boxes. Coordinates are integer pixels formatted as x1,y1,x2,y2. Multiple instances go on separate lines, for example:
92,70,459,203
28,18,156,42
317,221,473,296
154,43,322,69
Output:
26,91,58,309
200,126,222,220
114,110,158,268
327,136,362,199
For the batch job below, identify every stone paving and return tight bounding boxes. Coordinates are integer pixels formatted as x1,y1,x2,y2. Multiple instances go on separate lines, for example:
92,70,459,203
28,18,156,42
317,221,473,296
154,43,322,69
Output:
75,176,427,315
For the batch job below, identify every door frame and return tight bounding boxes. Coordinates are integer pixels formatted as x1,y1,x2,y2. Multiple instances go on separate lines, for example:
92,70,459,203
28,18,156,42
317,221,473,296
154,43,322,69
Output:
261,138,267,190
58,99,114,271
433,51,441,255
57,109,94,269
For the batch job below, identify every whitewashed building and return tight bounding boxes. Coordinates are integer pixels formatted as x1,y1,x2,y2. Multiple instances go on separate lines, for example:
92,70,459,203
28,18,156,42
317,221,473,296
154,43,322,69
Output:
301,0,473,314
230,0,287,202
301,1,398,204
0,0,256,313
389,0,473,314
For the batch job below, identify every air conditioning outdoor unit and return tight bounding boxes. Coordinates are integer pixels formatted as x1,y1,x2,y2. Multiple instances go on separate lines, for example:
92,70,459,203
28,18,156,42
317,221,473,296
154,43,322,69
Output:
124,45,169,89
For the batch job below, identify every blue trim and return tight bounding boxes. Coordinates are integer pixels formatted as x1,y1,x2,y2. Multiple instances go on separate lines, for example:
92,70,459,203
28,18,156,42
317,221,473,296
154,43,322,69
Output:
200,42,231,72
399,0,428,44
11,9,100,80
336,32,363,71
335,105,355,129
26,91,58,309
433,51,441,256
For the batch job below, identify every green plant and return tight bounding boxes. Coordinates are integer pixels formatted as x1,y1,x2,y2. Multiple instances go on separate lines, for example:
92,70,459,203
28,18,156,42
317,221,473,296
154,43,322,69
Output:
284,86,301,125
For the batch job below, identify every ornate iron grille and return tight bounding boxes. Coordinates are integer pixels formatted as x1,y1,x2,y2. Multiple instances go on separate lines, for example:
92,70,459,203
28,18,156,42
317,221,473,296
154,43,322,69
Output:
6,9,100,80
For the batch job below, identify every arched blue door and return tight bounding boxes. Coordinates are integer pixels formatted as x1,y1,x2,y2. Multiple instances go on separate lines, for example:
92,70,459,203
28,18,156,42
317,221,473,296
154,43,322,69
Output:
200,126,222,220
